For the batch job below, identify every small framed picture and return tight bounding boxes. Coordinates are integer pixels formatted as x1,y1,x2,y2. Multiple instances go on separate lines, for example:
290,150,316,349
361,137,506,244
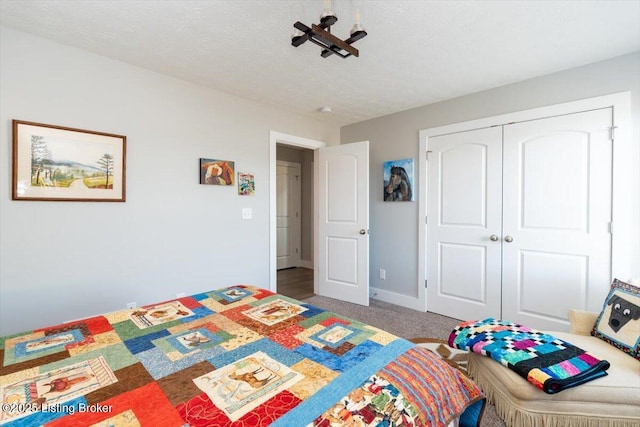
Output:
200,158,235,186
238,172,255,196
12,120,126,202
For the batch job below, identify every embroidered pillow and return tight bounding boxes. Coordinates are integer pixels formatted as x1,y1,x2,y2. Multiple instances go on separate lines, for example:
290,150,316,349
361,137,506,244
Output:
591,279,640,360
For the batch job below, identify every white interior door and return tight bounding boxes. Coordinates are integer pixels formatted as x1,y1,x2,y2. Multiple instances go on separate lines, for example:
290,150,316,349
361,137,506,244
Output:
427,127,503,320
276,161,301,270
317,141,369,305
502,108,613,330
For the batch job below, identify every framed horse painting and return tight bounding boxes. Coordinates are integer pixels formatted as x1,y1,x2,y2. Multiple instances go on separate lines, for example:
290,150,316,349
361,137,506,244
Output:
200,158,235,186
383,158,414,202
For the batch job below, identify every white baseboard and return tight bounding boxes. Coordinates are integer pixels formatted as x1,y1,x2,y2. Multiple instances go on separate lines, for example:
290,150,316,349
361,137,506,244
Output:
299,260,313,270
370,287,425,311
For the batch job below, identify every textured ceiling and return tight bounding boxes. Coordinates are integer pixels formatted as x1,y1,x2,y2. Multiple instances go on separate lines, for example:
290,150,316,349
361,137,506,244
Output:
1,0,639,126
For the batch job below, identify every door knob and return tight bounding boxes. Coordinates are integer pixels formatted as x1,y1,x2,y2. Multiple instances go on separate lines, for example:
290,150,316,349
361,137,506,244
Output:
359,229,367,235
490,234,499,241
504,235,514,243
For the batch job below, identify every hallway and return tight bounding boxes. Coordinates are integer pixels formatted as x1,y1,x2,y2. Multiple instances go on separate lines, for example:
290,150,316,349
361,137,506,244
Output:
277,267,314,300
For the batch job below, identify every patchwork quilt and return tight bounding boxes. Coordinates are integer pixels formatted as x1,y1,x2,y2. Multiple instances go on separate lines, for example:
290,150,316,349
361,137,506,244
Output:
449,318,610,394
1,286,484,426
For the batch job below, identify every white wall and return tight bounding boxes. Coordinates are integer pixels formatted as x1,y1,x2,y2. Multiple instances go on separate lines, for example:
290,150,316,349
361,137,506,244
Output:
342,52,640,305
0,27,339,336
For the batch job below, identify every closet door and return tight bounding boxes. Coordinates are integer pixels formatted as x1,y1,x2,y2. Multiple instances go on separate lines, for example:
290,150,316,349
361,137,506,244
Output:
502,108,613,331
427,127,503,321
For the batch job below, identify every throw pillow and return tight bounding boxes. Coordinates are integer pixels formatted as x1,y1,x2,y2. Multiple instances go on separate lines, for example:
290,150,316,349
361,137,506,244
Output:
591,278,640,360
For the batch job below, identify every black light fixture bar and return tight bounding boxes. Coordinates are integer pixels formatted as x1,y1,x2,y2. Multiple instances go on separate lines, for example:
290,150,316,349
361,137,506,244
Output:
291,9,367,59
310,24,359,57
321,29,367,58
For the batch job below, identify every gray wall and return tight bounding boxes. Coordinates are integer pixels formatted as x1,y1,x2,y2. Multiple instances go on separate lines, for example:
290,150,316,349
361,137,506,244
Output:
276,145,314,264
342,52,640,301
0,27,338,336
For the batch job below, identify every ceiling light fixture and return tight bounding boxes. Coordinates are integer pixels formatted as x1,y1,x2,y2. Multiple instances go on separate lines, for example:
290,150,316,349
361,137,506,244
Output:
291,0,367,58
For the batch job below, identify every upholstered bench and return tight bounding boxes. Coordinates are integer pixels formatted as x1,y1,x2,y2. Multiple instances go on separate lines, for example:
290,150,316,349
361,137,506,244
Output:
466,309,640,426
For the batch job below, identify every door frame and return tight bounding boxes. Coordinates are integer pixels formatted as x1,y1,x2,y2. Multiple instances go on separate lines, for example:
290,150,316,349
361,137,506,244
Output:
418,92,633,311
269,131,326,293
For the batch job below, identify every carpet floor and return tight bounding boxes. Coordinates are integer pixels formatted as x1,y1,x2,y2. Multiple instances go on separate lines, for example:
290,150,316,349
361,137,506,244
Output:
302,295,507,427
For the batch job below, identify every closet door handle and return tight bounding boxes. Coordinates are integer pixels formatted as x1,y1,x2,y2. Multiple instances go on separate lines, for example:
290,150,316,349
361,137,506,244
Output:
504,235,514,243
490,234,499,242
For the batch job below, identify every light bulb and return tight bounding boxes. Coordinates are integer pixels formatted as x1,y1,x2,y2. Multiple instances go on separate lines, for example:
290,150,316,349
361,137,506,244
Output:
320,0,336,23
350,10,365,35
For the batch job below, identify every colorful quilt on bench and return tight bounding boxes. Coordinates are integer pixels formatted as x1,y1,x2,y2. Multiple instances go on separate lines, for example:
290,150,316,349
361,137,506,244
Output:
449,318,610,394
1,286,484,426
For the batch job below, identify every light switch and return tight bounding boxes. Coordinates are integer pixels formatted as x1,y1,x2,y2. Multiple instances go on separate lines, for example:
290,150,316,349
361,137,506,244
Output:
242,208,252,220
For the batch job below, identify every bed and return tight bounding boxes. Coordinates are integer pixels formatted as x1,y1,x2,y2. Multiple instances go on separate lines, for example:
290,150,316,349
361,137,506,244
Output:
1,285,484,426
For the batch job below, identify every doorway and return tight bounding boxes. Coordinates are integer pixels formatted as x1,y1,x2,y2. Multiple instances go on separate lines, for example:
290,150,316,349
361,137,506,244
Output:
269,132,325,297
269,131,371,306
276,145,313,299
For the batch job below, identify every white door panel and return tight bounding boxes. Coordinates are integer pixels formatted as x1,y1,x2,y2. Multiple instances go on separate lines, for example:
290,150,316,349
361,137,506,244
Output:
440,144,489,227
318,141,369,305
519,133,589,231
327,237,358,284
502,108,612,330
328,155,358,222
276,162,301,270
439,243,487,302
427,127,503,321
518,250,588,319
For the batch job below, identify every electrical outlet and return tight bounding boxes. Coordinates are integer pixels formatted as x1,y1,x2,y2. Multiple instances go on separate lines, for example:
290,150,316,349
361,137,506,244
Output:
176,292,186,298
379,269,386,280
127,302,137,309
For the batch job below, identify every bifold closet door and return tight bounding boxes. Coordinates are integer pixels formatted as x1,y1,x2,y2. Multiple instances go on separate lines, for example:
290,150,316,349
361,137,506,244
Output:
427,127,503,321
501,108,613,331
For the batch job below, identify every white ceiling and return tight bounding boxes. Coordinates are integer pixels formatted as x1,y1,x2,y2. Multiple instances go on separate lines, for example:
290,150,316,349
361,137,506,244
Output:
1,0,639,126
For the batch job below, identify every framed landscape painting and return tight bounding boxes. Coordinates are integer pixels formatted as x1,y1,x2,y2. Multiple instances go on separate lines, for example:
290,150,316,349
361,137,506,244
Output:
12,120,126,202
